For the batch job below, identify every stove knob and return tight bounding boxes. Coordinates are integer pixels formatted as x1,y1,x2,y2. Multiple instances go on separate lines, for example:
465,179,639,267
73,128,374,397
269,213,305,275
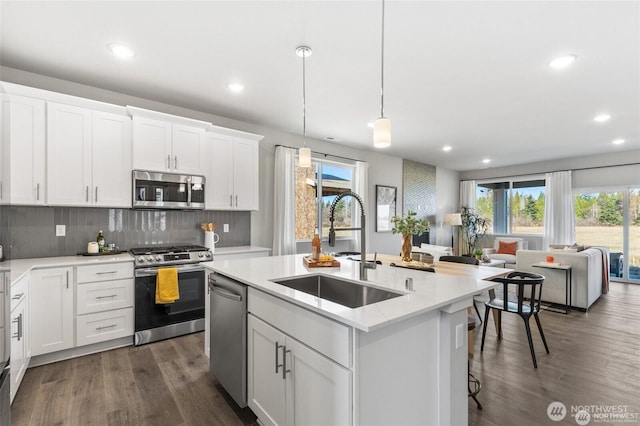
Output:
137,256,145,263
198,252,204,258
147,256,154,262
205,252,212,257
155,255,162,261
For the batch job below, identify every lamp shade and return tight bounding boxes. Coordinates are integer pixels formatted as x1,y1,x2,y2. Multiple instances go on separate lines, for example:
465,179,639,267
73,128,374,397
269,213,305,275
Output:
444,213,462,226
298,146,311,168
373,117,391,148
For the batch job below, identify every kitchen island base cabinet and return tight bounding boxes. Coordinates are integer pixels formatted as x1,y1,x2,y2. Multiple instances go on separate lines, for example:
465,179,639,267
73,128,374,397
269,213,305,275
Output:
248,314,351,426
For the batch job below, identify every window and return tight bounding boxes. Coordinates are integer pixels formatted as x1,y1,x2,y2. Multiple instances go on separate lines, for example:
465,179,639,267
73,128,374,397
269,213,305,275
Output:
476,178,545,235
574,188,640,282
295,158,355,241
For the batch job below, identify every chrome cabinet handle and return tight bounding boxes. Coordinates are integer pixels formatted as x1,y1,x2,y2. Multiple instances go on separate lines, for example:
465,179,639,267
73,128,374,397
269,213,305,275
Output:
12,313,23,340
229,195,233,207
96,294,117,299
96,271,117,275
96,324,117,331
12,292,24,300
282,345,291,379
86,186,89,202
36,182,40,200
66,270,69,289
235,195,238,207
275,342,283,374
1,180,3,199
95,186,98,203
174,155,178,169
167,155,171,169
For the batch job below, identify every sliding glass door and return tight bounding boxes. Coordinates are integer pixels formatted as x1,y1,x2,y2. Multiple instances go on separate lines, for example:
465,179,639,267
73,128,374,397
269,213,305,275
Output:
574,188,640,283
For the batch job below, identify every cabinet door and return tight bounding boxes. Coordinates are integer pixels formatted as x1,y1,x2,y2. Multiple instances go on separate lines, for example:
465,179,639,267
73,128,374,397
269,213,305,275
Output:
248,314,286,426
232,138,259,210
92,111,132,207
172,124,204,174
132,116,172,172
47,102,92,205
205,133,234,210
1,94,46,205
29,267,74,356
285,337,352,426
10,298,26,403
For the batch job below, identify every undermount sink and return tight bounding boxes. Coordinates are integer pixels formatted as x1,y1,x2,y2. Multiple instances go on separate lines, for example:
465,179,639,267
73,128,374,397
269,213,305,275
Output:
271,274,403,308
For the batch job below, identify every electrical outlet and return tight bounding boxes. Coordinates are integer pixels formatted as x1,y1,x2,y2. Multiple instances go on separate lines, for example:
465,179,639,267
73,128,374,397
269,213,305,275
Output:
56,225,66,237
223,224,229,233
455,323,464,349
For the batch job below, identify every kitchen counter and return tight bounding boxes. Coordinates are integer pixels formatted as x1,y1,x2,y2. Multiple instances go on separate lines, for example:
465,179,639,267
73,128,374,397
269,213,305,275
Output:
4,253,134,285
207,253,498,332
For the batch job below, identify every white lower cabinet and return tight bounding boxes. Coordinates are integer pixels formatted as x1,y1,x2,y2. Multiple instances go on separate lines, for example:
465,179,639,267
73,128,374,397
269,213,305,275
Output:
248,314,352,426
10,274,30,403
29,267,74,356
76,307,133,347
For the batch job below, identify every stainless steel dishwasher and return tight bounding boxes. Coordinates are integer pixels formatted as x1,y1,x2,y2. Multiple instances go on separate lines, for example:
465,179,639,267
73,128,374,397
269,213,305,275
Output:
209,273,247,408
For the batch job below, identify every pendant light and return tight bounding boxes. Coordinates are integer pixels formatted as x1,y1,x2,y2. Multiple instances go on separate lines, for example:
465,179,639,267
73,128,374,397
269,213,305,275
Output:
296,46,312,167
373,0,391,148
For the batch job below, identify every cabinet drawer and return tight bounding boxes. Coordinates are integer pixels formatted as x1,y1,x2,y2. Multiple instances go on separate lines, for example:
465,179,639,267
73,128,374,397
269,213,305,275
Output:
76,307,133,347
248,288,352,368
11,275,28,312
76,278,134,315
77,262,133,283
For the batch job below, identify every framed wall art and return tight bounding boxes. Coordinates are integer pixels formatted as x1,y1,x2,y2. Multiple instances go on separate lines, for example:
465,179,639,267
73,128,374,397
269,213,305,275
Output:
376,185,397,232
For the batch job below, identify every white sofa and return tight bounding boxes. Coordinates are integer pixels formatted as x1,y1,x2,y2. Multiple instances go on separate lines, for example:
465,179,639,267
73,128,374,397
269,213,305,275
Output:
515,248,607,310
413,243,452,260
482,237,528,268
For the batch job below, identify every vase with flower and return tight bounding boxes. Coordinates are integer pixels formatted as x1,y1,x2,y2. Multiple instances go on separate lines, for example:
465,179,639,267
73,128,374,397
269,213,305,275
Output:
391,210,430,262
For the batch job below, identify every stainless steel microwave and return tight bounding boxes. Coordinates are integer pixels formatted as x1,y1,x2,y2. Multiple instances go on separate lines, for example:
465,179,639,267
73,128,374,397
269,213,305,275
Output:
132,170,205,210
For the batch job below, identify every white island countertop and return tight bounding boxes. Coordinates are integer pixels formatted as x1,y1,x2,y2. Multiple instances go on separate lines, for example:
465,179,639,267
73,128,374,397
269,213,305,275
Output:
207,254,499,332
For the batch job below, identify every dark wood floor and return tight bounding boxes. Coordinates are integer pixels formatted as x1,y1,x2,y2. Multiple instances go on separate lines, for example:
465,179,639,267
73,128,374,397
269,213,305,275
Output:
11,333,257,426
12,282,640,426
469,281,640,425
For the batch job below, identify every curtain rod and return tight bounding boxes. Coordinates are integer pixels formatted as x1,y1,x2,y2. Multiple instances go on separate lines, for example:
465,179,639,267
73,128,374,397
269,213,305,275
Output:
461,161,640,182
275,144,363,163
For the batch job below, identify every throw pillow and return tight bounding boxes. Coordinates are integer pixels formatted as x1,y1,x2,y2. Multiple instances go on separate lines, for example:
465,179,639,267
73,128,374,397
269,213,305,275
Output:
497,241,518,255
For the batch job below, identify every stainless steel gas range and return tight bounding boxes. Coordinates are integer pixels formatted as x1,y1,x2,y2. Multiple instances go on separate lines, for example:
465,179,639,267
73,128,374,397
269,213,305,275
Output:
130,244,212,346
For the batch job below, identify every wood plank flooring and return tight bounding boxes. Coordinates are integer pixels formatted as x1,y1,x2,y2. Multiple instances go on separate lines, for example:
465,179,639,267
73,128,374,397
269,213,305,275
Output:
468,281,640,425
12,282,640,425
11,333,257,426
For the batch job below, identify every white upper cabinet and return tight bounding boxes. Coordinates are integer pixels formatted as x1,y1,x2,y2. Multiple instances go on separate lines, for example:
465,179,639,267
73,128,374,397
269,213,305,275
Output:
0,94,46,205
47,102,132,207
129,107,209,175
206,129,262,211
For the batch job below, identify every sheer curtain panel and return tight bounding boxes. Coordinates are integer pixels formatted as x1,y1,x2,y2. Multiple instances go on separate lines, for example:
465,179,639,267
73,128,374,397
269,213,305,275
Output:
460,180,477,210
272,146,297,255
543,171,575,248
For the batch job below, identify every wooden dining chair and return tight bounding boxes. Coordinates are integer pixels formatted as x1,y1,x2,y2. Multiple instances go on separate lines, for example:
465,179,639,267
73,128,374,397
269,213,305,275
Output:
480,271,549,368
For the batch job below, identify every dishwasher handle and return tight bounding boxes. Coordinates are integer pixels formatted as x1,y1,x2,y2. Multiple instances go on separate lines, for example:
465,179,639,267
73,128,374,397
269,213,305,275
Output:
210,282,243,302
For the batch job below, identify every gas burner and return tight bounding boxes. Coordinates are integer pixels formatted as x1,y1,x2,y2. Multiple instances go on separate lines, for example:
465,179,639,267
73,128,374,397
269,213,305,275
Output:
129,244,211,268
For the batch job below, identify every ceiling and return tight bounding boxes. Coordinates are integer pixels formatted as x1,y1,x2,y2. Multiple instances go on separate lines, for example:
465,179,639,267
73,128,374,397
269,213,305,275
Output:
1,1,638,171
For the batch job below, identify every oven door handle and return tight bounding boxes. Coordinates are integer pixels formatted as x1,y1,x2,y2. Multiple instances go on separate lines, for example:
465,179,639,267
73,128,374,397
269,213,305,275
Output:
135,265,205,278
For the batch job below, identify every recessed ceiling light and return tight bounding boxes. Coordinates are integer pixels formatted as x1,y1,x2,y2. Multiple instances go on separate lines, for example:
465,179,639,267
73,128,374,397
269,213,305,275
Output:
367,122,374,128
482,158,491,164
612,139,625,145
108,43,135,59
593,114,611,123
442,146,452,152
548,54,577,69
226,82,245,93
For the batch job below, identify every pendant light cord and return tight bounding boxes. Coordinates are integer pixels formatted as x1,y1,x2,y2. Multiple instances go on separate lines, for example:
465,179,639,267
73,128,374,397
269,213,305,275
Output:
302,49,307,146
380,0,385,118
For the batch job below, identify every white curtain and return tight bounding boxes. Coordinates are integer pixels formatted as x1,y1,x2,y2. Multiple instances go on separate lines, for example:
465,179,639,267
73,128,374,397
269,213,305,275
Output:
543,171,575,248
353,161,369,252
460,180,477,210
272,146,297,255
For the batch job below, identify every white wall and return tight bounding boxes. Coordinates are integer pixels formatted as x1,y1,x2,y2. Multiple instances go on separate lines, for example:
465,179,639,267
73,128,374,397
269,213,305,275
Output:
1,66,459,255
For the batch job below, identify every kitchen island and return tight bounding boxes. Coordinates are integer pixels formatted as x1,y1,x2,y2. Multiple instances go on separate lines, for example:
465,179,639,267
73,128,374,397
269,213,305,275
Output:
207,254,500,426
